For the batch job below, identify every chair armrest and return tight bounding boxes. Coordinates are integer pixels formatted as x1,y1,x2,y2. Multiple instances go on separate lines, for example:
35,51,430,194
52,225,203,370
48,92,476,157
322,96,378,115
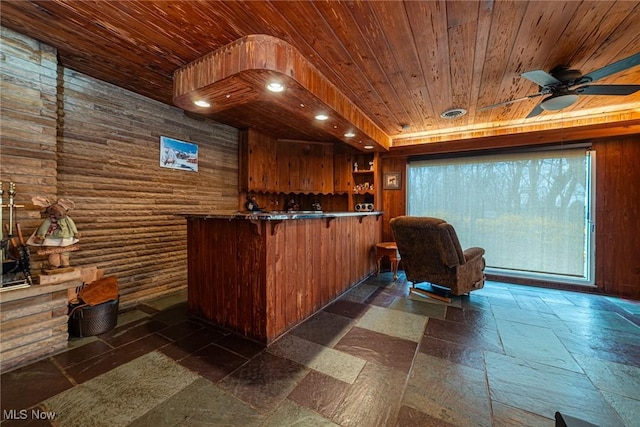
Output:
463,247,485,263
454,247,486,294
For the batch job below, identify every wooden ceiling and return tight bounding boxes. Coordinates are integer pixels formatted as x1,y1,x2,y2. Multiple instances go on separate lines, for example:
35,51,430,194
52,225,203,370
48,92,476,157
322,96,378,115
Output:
2,1,639,152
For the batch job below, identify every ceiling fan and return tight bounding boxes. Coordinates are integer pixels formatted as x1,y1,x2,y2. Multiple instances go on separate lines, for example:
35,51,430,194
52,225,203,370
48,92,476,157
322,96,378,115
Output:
480,51,640,118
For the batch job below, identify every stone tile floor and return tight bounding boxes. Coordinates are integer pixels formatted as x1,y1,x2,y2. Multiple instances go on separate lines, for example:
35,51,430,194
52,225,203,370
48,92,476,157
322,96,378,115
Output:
1,273,639,426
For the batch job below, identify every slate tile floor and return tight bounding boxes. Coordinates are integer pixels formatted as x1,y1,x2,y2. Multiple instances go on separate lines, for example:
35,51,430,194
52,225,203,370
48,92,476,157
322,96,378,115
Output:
2,274,639,426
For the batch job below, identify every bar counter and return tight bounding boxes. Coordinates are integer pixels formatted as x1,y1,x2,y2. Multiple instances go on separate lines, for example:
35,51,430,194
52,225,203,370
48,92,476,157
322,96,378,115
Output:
181,211,382,343
182,210,382,220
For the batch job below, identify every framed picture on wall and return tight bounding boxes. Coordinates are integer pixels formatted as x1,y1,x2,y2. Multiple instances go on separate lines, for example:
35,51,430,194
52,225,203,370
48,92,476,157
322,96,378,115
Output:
384,172,401,189
160,136,198,172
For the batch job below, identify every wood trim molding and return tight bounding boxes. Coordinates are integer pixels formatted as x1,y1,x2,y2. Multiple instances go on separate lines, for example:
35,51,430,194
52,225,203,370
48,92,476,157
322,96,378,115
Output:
386,119,640,157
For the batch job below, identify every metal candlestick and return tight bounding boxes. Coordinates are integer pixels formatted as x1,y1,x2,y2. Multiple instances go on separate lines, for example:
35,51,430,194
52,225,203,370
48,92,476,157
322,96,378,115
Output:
8,181,15,237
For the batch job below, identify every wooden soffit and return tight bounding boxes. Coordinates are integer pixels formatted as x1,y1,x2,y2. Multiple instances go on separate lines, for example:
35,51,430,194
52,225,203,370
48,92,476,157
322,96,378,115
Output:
173,34,391,152
387,118,640,158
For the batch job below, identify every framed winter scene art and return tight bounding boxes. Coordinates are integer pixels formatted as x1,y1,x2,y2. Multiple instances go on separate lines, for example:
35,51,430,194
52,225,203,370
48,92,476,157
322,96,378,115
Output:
160,136,198,172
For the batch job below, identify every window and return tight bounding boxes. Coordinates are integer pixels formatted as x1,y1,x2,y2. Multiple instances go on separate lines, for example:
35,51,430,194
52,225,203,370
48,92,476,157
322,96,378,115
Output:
407,147,595,285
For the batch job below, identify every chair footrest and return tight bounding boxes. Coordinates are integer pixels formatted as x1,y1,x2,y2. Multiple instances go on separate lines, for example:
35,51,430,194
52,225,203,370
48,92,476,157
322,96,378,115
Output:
411,287,452,303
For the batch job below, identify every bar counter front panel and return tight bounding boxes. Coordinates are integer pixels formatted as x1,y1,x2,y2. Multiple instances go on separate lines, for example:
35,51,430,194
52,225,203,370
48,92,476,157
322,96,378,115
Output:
183,212,382,343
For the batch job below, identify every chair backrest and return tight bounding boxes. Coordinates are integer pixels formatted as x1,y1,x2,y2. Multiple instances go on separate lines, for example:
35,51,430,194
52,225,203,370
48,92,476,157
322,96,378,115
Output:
390,216,466,277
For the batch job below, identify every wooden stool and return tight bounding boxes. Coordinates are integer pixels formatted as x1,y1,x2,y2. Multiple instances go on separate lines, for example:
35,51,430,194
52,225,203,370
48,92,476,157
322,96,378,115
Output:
376,242,400,280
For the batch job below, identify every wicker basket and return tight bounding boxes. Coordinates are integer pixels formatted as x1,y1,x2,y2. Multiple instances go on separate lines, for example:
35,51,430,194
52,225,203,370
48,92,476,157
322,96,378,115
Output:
68,297,119,337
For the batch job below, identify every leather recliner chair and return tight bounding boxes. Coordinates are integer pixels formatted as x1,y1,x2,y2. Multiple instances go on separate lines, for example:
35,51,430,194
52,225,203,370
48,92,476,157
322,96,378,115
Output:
389,216,486,301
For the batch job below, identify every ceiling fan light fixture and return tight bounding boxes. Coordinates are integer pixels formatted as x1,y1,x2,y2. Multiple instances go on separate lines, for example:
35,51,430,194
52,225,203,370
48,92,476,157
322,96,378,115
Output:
540,93,579,111
440,108,467,119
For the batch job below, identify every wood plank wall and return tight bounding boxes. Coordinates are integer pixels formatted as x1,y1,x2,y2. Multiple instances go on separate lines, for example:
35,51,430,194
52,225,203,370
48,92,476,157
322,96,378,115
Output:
380,137,640,299
187,215,381,343
264,215,381,341
380,157,407,242
1,27,239,308
593,137,640,298
0,27,58,240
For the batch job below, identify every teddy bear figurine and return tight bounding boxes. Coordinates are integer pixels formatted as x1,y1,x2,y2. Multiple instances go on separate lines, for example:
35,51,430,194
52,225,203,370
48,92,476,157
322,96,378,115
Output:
27,196,80,270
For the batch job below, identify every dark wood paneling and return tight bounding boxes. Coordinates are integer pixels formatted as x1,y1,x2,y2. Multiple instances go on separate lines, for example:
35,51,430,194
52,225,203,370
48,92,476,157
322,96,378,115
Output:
241,130,336,195
380,157,408,242
239,129,279,192
186,215,381,343
593,137,640,298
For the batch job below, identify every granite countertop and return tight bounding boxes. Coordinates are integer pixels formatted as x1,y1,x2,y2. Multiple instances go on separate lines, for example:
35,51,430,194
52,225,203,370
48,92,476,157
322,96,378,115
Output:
179,211,383,220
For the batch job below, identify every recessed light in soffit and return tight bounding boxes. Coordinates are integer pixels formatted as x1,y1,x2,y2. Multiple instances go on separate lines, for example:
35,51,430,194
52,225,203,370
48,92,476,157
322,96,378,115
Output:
266,82,285,92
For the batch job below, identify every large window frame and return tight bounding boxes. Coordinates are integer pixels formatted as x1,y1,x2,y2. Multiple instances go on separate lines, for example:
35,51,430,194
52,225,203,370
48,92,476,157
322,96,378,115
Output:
406,145,596,286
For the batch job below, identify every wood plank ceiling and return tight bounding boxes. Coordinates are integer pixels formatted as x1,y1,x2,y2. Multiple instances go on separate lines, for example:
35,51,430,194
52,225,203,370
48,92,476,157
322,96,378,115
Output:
2,0,639,152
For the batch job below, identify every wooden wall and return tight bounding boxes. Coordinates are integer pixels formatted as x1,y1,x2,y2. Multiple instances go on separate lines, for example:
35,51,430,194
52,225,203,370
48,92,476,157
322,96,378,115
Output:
380,157,407,242
1,27,239,308
593,137,640,298
0,26,58,242
380,137,640,299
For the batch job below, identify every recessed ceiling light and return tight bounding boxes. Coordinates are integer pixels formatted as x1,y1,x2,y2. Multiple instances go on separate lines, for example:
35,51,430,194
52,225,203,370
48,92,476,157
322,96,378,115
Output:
266,82,285,93
363,145,374,150
344,132,356,138
315,114,329,121
194,100,210,108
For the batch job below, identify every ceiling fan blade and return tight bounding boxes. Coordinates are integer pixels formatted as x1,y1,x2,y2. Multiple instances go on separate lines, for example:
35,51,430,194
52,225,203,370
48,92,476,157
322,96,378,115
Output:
479,93,543,111
575,84,640,96
521,70,561,87
526,103,545,118
580,52,640,83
